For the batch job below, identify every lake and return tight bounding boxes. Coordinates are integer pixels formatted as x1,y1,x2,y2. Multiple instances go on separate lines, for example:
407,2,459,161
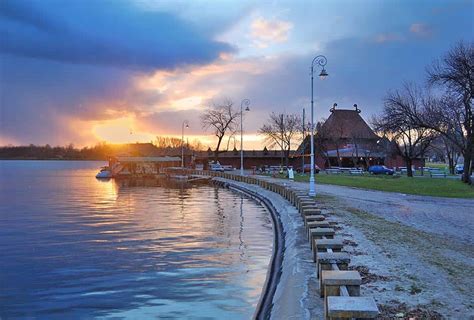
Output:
0,161,273,319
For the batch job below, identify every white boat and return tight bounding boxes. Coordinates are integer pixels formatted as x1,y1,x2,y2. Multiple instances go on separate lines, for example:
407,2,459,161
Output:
209,162,225,172
96,166,112,179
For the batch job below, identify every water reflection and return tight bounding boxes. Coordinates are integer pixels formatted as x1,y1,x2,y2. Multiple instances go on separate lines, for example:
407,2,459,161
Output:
0,161,273,319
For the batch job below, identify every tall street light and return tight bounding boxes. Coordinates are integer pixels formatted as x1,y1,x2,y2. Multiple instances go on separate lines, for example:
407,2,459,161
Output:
309,55,328,196
240,99,251,176
181,120,189,168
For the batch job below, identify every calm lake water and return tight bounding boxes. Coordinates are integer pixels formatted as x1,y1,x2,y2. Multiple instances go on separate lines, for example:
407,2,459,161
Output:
0,161,273,319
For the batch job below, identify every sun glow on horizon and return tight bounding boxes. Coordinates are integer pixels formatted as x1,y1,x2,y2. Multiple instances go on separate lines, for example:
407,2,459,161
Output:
92,116,155,144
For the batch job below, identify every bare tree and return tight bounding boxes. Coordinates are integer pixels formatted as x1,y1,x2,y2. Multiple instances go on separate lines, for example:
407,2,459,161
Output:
324,119,346,167
428,135,461,174
259,112,301,167
190,139,206,151
314,120,331,168
154,136,182,149
201,99,241,161
426,41,473,183
373,84,436,177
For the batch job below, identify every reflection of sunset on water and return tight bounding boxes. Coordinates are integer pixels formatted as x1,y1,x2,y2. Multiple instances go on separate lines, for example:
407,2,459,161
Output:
0,161,273,318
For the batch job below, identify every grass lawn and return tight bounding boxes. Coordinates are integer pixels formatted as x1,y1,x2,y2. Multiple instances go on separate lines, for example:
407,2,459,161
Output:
266,173,474,198
425,162,449,170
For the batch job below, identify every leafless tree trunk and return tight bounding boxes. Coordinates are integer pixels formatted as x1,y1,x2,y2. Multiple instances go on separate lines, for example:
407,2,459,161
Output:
330,122,345,167
201,99,240,162
427,41,473,183
373,84,436,177
259,112,301,167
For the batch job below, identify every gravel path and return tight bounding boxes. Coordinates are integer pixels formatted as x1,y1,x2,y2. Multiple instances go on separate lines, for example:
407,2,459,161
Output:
256,176,474,317
263,178,474,245
313,183,474,245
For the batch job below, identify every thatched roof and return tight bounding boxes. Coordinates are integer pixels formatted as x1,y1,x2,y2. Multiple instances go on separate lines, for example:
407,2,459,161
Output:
321,109,379,140
295,108,380,155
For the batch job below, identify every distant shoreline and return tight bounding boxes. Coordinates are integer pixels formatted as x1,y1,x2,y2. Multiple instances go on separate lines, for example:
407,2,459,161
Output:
0,158,107,161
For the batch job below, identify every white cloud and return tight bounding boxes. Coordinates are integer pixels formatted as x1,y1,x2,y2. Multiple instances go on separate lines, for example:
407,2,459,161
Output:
374,33,404,43
250,17,293,48
409,23,432,37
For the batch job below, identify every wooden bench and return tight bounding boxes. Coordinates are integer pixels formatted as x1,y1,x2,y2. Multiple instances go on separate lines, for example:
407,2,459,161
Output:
309,227,335,250
313,238,344,262
317,246,378,319
301,207,322,217
307,221,331,236
430,172,446,178
298,199,315,209
304,214,326,226
322,270,362,318
317,252,351,289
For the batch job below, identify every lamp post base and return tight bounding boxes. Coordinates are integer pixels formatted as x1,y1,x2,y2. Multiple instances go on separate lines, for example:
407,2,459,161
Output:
309,175,316,197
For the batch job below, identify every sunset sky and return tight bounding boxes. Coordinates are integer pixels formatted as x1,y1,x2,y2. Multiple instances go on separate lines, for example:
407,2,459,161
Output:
0,0,472,149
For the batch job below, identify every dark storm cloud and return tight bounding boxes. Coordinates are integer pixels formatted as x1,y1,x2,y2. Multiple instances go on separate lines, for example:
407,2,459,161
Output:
0,0,233,70
0,0,234,145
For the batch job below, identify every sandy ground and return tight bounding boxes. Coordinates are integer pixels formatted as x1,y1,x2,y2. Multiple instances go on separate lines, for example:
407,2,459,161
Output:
258,176,474,318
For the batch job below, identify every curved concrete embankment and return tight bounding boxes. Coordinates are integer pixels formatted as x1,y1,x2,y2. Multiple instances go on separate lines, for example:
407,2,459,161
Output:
213,178,323,319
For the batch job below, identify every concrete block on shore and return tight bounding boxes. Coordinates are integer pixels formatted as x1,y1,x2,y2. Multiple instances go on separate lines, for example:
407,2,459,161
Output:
304,214,325,225
307,221,331,236
323,270,362,317
313,238,344,262
322,270,361,286
317,252,350,265
317,252,351,294
301,207,321,216
326,296,379,319
309,227,335,250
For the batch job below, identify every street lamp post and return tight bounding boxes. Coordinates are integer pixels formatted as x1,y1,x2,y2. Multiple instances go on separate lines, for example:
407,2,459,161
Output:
240,99,250,176
181,120,189,168
309,55,328,196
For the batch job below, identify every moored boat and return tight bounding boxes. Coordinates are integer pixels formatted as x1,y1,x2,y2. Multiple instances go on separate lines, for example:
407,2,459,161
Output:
95,166,112,179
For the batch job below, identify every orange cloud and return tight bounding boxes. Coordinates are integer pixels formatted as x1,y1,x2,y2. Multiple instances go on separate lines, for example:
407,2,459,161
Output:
61,54,282,148
133,55,274,114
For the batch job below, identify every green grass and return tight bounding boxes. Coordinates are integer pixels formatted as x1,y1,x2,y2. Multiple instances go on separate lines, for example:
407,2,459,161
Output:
426,162,449,170
265,173,474,198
